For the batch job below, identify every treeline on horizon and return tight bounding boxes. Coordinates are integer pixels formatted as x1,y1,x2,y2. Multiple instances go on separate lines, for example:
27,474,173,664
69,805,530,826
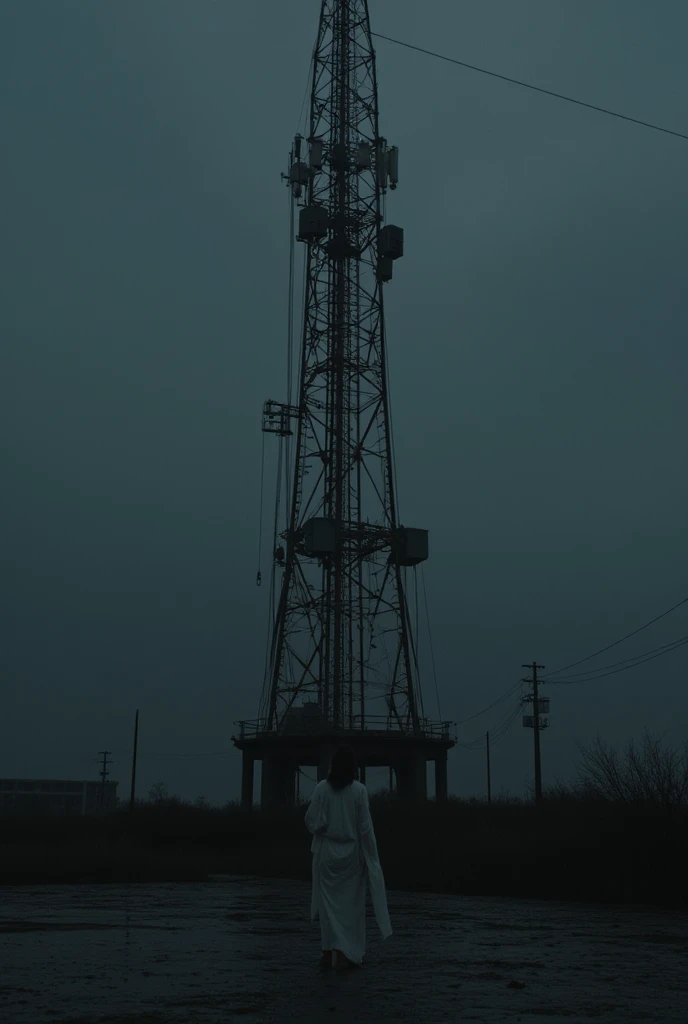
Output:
1,731,687,909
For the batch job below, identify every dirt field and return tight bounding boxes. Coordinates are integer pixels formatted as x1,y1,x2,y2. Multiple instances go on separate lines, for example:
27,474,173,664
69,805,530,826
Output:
2,876,687,1023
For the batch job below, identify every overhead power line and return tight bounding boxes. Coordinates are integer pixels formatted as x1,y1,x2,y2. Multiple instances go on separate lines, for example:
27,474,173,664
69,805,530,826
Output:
549,634,688,685
457,696,523,750
456,679,523,727
547,633,688,681
544,595,688,678
136,751,234,759
371,32,688,143
485,703,522,748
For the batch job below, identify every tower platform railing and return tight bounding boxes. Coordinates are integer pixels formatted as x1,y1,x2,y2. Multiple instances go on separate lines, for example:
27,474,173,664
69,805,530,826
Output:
233,717,456,743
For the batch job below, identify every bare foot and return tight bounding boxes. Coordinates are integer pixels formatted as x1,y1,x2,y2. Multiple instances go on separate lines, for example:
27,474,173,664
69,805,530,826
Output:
332,949,358,970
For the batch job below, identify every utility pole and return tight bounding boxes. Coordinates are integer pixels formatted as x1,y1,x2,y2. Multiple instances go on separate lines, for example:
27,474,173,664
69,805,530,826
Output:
96,750,112,813
486,731,491,804
522,663,545,803
129,710,139,814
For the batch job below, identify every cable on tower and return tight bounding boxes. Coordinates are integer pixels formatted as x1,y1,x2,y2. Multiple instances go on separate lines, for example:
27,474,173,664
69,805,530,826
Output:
371,32,688,143
421,563,442,720
284,184,297,518
256,431,266,587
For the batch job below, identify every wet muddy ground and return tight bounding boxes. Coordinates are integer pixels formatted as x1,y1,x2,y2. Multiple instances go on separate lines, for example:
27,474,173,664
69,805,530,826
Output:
1,876,687,1023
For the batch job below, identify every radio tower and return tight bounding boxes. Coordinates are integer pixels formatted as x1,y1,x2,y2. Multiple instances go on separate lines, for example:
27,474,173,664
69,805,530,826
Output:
233,0,455,808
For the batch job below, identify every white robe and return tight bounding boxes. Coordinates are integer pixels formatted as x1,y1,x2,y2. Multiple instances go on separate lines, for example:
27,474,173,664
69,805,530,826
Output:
305,778,392,964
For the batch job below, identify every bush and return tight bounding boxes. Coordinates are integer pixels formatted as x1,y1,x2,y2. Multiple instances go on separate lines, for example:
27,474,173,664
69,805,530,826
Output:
1,737,687,908
575,729,688,813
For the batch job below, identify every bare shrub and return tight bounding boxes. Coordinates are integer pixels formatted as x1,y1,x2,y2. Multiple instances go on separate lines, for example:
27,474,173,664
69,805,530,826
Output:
144,782,184,809
147,781,169,804
575,729,688,811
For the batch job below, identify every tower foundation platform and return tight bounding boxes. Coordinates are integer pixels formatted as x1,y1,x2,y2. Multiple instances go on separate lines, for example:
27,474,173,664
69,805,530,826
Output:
231,720,456,810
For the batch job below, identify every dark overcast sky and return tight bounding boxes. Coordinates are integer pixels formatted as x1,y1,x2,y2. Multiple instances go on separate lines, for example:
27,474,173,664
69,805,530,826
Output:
2,1,687,805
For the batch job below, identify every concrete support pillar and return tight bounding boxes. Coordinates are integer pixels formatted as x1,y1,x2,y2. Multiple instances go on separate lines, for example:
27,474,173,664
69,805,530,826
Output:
396,758,408,798
413,749,427,800
435,751,448,801
284,766,296,808
260,755,276,809
241,749,255,811
261,755,297,809
398,749,427,801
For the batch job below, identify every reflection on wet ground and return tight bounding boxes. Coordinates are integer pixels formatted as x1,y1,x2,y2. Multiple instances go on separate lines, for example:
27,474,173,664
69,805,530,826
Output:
1,876,687,1023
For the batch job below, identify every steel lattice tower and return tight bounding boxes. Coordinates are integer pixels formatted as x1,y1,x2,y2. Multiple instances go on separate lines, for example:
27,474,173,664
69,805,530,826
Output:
233,0,455,807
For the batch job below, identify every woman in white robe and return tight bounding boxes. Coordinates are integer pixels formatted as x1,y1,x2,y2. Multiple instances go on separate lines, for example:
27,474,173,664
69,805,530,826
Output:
305,744,392,969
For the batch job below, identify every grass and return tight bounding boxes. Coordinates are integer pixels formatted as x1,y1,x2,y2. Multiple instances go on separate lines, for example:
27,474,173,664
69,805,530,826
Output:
1,792,686,908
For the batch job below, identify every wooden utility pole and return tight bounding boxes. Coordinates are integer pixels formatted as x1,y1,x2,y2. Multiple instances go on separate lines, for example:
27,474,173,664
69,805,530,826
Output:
486,731,492,804
96,750,112,812
522,663,545,803
129,710,139,813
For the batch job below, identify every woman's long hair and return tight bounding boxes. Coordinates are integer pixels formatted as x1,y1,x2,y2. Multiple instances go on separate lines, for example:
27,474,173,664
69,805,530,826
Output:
327,744,358,790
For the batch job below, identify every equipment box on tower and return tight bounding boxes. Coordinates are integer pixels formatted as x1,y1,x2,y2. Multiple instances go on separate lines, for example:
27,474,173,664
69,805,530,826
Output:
378,225,404,260
395,527,428,566
303,517,337,557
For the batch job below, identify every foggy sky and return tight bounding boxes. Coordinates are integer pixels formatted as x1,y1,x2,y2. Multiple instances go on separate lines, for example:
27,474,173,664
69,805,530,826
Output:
2,1,687,805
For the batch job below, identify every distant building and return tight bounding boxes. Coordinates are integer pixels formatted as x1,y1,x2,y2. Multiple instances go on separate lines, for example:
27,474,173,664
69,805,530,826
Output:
0,779,119,816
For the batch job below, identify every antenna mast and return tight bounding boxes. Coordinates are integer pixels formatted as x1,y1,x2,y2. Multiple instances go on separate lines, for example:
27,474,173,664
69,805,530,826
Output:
234,0,455,807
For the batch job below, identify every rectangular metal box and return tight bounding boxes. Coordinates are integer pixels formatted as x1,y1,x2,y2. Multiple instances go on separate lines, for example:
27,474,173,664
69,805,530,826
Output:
379,225,404,260
299,206,329,241
376,256,393,282
303,517,336,556
396,527,428,566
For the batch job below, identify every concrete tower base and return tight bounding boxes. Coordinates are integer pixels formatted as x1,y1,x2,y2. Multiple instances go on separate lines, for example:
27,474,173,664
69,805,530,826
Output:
232,725,454,810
